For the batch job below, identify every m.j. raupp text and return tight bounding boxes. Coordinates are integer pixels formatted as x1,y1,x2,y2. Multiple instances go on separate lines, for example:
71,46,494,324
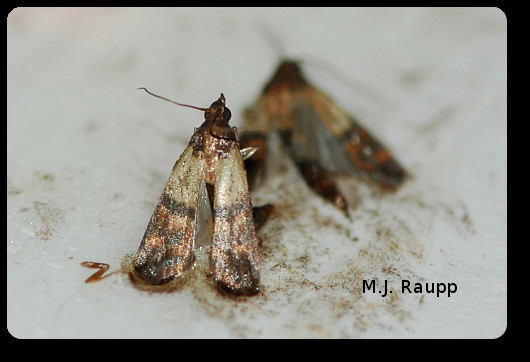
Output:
363,279,458,297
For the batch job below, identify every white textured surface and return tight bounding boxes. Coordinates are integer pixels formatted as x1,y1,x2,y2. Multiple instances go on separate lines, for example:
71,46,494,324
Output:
7,7,506,338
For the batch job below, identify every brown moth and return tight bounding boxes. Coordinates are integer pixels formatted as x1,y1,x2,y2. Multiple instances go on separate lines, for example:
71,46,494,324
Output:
131,90,261,295
241,61,408,214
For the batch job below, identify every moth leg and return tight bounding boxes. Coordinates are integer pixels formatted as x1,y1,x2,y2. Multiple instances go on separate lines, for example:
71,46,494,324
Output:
239,131,268,190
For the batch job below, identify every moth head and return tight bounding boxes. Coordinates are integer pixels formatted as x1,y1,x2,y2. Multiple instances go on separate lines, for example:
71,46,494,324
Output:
205,93,231,123
136,88,235,139
207,93,236,140
264,60,307,93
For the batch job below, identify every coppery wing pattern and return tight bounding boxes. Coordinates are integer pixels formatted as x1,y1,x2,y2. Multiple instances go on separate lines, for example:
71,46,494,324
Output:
211,145,261,295
132,143,204,285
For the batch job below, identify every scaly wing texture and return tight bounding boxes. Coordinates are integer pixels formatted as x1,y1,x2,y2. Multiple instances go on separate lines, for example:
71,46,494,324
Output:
132,143,204,285
301,86,408,190
210,144,261,295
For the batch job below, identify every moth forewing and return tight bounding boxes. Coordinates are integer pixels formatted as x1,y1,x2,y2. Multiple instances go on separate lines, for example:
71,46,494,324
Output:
290,97,355,174
304,87,408,190
131,143,204,286
211,145,261,295
341,119,408,190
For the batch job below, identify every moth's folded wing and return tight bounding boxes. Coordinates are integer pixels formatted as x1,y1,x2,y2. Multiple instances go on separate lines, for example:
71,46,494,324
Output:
295,88,408,190
210,145,261,295
132,144,204,285
289,93,355,174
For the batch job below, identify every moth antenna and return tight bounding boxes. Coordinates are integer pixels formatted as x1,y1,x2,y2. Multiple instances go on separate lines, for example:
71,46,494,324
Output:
252,22,385,103
253,19,287,59
137,87,208,111
297,55,386,102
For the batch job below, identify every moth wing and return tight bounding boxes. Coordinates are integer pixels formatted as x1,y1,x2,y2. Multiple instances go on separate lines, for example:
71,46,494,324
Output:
210,143,261,295
289,92,354,173
132,143,204,285
292,87,407,190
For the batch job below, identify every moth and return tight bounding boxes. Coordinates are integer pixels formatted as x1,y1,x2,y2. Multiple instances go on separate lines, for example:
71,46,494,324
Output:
131,90,261,295
241,61,408,214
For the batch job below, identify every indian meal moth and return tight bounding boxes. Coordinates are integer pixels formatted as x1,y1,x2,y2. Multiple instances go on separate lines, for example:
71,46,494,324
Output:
131,90,261,295
241,61,408,214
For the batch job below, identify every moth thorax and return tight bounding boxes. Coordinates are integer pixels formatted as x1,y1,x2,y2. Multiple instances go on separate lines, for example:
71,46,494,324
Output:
211,123,236,139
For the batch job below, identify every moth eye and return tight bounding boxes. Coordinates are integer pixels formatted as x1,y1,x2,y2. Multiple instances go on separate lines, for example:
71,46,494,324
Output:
223,108,231,120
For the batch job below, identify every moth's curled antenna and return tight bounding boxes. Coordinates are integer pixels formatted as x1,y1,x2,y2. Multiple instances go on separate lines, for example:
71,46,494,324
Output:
295,56,385,102
137,87,208,111
253,19,286,59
